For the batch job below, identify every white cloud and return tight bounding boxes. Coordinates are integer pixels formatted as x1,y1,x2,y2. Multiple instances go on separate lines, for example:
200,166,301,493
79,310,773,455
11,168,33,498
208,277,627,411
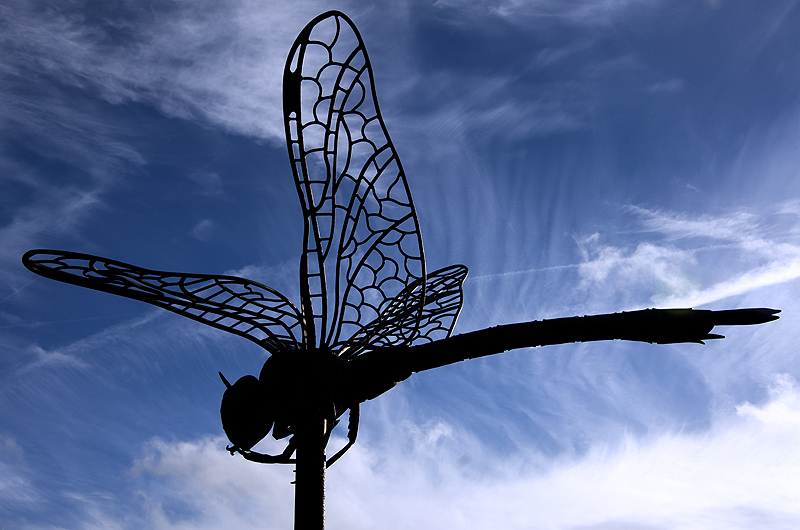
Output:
2,0,605,160
190,219,216,242
19,344,90,373
189,172,224,197
0,0,344,143
47,373,800,529
647,78,685,93
627,206,763,242
737,374,800,424
575,206,800,308
131,437,295,530
658,255,800,307
577,235,697,295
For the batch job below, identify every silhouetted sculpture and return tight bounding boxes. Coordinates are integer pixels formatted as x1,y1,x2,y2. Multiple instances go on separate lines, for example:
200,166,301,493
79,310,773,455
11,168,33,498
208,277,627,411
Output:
22,11,778,530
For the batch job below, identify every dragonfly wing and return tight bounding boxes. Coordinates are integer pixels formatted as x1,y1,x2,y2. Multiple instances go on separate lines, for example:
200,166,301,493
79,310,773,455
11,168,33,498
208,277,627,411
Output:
338,264,468,359
23,250,302,354
284,11,425,349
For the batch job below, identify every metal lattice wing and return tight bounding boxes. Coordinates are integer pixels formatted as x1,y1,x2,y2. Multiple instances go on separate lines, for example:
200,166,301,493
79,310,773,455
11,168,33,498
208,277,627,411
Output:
338,265,468,359
284,11,425,349
22,250,303,354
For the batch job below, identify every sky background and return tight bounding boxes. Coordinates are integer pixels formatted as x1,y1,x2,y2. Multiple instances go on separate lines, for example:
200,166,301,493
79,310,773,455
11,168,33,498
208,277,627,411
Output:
2,0,800,528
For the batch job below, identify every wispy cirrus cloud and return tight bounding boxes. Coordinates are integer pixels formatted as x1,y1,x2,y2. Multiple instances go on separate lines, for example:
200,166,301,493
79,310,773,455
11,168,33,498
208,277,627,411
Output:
434,0,663,27
0,51,147,291
19,344,90,373
627,206,764,242
0,0,329,298
0,90,147,181
658,255,800,308
0,187,105,292
399,73,588,148
0,0,344,143
0,435,38,508
575,205,800,308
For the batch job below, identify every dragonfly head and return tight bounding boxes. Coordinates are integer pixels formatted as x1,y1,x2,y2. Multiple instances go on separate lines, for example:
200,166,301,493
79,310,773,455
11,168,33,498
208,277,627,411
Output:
219,374,274,451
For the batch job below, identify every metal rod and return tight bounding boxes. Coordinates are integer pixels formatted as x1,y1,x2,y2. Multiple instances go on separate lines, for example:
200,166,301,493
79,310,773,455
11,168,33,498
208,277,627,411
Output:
294,416,327,530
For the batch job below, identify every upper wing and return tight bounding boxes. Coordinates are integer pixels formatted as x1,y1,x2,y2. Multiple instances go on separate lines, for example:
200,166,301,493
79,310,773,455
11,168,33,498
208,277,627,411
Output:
22,250,302,354
338,265,468,359
284,11,425,349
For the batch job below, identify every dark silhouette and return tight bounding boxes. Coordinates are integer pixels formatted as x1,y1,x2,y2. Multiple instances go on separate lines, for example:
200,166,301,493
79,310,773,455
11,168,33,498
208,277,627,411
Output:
22,11,778,530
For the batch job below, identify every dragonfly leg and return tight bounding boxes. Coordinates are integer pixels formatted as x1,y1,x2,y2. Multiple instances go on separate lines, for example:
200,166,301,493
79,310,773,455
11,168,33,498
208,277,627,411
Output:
325,404,359,467
234,436,297,464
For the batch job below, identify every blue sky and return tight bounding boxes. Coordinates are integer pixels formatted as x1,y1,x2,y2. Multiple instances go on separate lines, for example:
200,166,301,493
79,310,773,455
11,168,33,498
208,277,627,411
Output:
2,0,800,528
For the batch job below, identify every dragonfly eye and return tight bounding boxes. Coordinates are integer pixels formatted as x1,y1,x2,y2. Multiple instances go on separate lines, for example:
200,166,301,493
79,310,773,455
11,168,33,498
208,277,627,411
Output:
220,374,273,451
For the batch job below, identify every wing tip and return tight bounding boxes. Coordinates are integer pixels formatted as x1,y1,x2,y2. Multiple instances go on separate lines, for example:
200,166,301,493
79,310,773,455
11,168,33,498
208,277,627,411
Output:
22,249,64,276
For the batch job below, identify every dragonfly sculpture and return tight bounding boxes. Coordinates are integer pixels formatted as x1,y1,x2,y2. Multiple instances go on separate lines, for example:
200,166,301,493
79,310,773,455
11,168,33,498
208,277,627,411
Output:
23,10,778,530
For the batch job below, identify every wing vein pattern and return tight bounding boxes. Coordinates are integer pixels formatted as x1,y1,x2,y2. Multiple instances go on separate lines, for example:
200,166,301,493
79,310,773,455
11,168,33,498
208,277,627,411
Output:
22,250,302,354
284,11,426,351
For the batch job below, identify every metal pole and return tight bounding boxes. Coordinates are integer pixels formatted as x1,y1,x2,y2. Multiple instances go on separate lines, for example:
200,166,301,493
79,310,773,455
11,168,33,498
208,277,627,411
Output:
294,416,327,530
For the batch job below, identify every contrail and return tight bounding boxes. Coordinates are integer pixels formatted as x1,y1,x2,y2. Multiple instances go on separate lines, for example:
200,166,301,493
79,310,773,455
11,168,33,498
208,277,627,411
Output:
467,264,579,282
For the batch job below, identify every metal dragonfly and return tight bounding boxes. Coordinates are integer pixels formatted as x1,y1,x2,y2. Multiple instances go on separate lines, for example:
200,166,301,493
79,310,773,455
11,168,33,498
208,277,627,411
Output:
23,10,779,530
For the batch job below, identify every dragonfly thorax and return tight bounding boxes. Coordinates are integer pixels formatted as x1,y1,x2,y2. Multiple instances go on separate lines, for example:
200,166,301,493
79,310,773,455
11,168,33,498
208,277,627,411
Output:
220,348,351,451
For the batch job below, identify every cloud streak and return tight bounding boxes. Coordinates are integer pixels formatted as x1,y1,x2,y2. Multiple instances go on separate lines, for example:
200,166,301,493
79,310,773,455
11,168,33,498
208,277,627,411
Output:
575,205,800,308
659,255,800,308
0,0,343,143
434,0,663,27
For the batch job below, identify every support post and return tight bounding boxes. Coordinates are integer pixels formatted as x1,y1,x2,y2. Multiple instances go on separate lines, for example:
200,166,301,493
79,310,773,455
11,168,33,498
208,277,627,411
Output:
294,416,327,530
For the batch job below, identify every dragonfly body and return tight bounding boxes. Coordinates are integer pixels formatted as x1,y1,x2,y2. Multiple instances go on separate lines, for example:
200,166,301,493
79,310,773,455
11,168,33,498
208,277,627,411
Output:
220,346,405,457
219,304,780,461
